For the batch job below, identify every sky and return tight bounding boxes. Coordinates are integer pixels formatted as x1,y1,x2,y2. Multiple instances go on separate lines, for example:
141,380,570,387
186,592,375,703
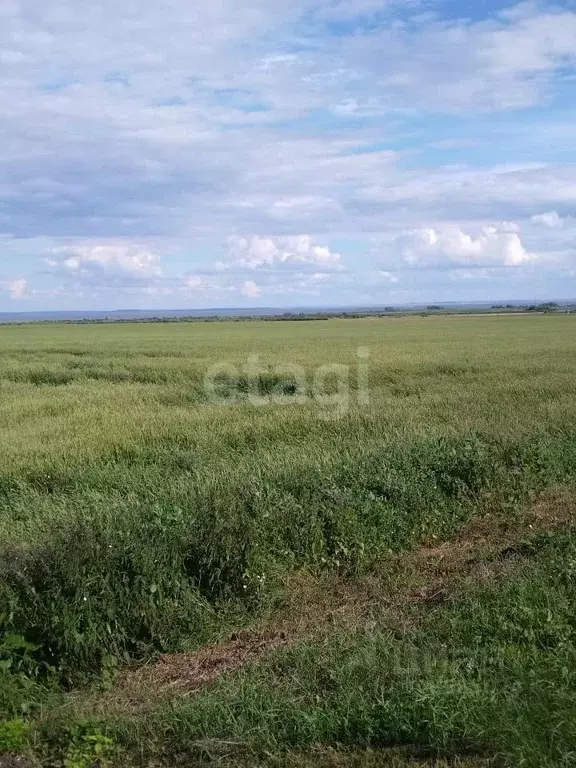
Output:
1,0,575,311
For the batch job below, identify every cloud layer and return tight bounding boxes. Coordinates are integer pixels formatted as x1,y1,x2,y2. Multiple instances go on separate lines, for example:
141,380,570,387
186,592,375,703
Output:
0,0,575,308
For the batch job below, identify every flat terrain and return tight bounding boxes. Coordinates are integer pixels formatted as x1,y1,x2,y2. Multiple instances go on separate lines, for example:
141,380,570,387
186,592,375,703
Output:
1,315,576,766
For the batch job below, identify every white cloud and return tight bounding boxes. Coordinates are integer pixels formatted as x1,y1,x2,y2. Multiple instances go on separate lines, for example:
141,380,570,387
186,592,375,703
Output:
241,279,261,298
531,211,563,228
0,278,28,299
184,275,205,291
225,235,342,270
377,270,399,283
45,243,163,284
398,225,534,267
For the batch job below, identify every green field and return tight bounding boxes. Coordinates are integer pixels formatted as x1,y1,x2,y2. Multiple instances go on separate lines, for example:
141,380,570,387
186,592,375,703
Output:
1,315,576,766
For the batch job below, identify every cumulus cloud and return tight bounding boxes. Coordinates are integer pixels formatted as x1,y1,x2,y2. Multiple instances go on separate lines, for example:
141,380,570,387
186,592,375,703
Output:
377,270,399,283
0,279,28,300
241,279,262,298
184,275,205,291
225,235,342,270
531,211,564,228
45,244,163,285
398,225,534,268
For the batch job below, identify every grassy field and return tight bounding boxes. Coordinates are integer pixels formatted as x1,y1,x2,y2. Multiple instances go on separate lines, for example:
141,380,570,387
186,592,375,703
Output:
1,314,576,766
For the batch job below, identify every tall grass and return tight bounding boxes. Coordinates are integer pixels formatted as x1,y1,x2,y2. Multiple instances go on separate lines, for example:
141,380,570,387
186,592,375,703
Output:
1,315,576,747
102,531,576,768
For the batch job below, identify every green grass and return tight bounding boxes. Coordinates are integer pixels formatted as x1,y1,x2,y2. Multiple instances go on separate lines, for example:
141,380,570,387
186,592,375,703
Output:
1,314,576,765
98,530,576,768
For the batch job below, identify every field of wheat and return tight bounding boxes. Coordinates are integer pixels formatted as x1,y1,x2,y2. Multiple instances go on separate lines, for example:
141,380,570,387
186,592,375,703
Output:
1,314,576,766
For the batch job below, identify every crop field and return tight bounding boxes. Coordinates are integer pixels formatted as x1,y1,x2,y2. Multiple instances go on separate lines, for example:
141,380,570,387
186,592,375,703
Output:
1,314,576,767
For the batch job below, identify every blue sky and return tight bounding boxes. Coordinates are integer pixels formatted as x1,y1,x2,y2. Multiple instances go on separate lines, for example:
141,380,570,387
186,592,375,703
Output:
1,0,575,310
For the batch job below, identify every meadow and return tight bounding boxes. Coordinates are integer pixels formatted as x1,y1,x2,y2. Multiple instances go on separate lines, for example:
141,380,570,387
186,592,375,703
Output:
1,314,576,766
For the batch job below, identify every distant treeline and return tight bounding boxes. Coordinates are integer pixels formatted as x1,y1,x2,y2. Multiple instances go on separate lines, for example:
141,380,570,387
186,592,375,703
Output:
1,310,403,326
2,304,576,326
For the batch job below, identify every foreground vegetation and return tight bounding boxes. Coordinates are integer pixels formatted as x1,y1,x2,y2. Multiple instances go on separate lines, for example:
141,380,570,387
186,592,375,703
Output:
1,314,575,765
